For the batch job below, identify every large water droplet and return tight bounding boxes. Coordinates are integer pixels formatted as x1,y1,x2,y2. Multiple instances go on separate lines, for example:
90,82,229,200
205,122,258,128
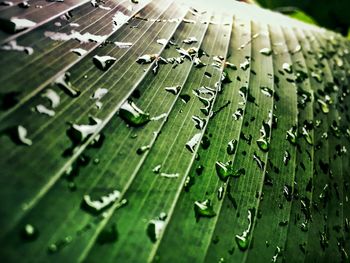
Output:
227,139,237,155
282,63,292,73
0,40,33,55
186,133,201,153
0,17,36,33
137,145,150,155
136,54,157,64
194,199,216,220
260,86,273,97
54,72,80,97
81,189,121,215
192,115,206,130
215,161,245,182
259,48,272,56
165,85,181,95
68,116,102,144
35,104,55,116
183,36,198,44
11,125,31,146
42,89,60,108
93,55,116,71
147,212,167,242
119,100,150,126
235,209,254,251
240,58,250,71
256,137,269,152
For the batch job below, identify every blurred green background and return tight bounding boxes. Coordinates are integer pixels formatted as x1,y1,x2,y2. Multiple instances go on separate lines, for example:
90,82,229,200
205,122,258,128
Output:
255,0,350,37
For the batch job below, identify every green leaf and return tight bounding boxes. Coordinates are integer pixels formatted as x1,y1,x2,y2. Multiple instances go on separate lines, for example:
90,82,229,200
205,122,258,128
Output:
0,0,349,262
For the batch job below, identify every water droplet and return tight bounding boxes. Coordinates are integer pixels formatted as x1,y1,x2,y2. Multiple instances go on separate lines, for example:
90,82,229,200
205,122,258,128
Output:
119,100,150,126
259,48,272,56
81,189,121,215
319,230,329,250
165,85,181,95
68,116,102,144
235,209,254,251
0,17,36,33
194,199,216,220
260,86,273,97
136,54,157,64
21,224,38,241
0,40,33,55
91,88,108,100
221,70,232,84
147,212,167,242
159,172,179,178
70,48,87,56
286,126,297,145
233,108,243,120
45,30,107,43
114,41,133,48
112,11,130,30
180,94,191,103
152,164,162,173
35,104,55,116
0,1,13,6
192,115,206,130
240,59,250,71
311,71,322,83
156,38,168,46
271,246,282,262
184,175,195,191
217,184,225,200
13,125,32,146
54,72,80,97
97,223,118,244
183,36,198,44
137,145,150,155
225,61,237,70
256,137,269,152
227,139,237,155
193,57,206,68
282,63,292,73
92,55,116,71
317,99,329,113
47,235,73,254
301,127,313,145
283,185,293,201
283,150,291,165
292,44,301,54
215,161,245,181
201,135,210,149
253,152,265,170
185,133,201,153
204,72,212,78
196,165,204,175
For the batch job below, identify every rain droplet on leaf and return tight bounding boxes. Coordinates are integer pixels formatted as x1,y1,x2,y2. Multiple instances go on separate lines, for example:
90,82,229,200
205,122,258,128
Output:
119,100,150,126
54,72,80,97
93,55,116,71
259,47,272,56
185,133,201,153
194,199,216,220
